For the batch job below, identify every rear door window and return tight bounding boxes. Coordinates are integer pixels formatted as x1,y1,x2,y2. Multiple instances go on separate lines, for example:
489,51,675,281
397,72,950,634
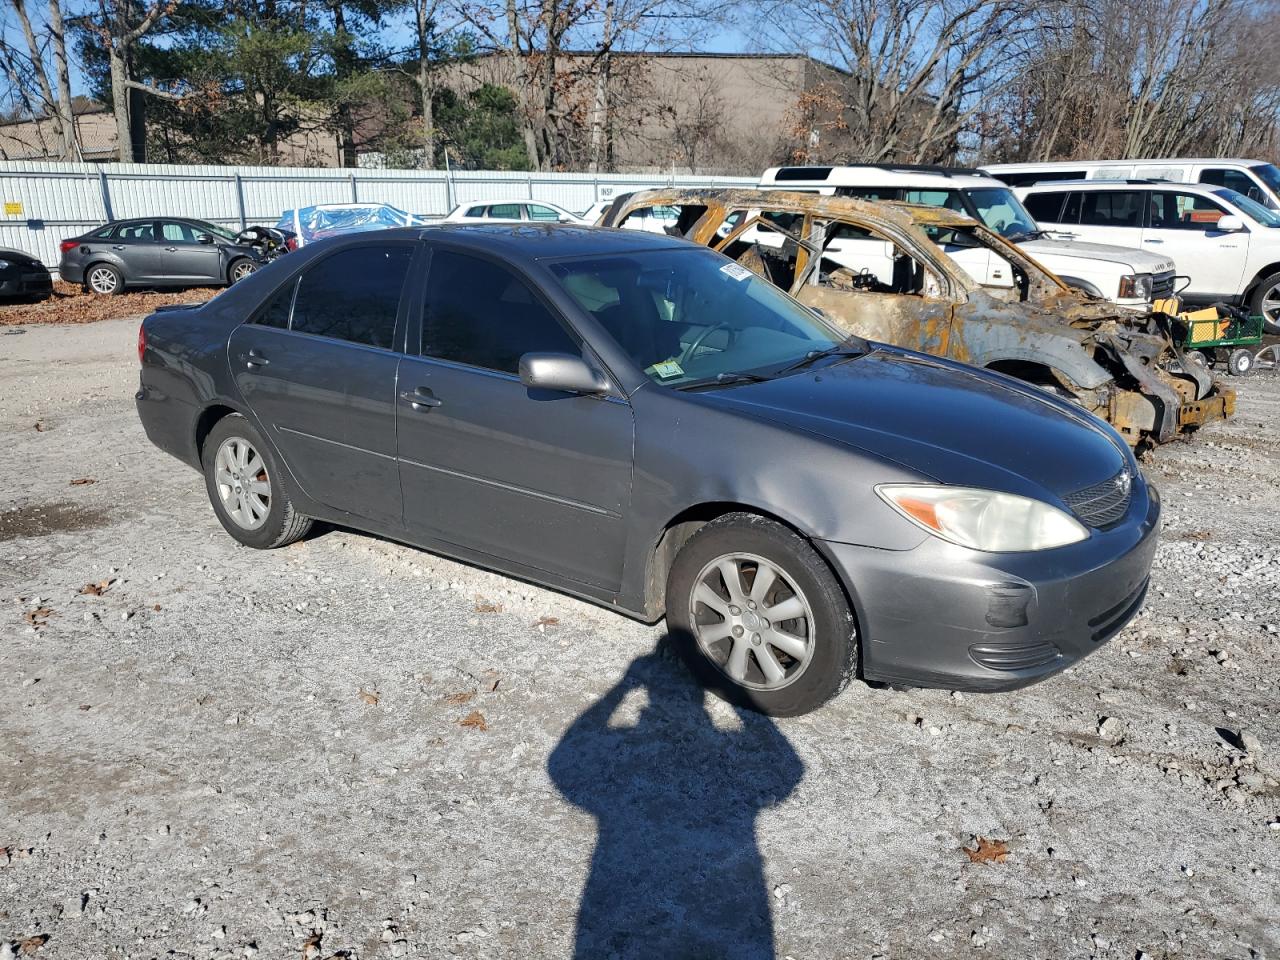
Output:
487,203,522,219
290,244,413,349
116,221,157,241
1079,192,1144,227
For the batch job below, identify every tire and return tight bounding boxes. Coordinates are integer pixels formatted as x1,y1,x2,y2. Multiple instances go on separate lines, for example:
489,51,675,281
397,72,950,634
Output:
1228,348,1254,377
1184,349,1209,368
665,512,858,716
1248,271,1280,335
228,258,258,285
85,262,124,295
202,413,312,549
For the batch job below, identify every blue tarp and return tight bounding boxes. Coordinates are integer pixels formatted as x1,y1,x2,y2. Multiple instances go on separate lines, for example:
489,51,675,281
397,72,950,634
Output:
276,203,430,246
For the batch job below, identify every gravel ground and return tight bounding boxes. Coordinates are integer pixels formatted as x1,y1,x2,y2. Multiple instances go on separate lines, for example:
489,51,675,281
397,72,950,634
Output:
1,317,1278,960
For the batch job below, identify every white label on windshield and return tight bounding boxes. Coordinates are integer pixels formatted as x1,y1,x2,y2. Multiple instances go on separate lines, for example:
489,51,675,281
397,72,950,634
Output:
720,262,753,282
650,359,685,380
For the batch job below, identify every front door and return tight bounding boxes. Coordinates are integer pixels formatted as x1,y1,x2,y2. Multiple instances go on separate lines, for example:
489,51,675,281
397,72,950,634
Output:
397,246,634,591
1142,190,1250,300
228,242,416,526
159,220,225,282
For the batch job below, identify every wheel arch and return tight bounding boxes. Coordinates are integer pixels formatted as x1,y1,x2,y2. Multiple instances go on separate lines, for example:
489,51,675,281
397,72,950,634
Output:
642,502,863,637
194,402,244,466
1243,261,1280,301
1056,275,1105,299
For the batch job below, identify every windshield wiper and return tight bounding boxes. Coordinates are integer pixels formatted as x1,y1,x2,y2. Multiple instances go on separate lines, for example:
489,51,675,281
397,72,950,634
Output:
775,336,870,376
676,371,773,391
1006,229,1043,242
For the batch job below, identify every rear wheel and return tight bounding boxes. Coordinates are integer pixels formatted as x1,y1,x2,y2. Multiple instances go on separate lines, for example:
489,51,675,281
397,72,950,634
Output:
1248,272,1280,335
1228,348,1254,377
666,513,857,716
86,263,123,295
202,413,311,549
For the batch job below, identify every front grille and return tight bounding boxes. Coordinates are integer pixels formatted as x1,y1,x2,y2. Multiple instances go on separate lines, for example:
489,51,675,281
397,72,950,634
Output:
1063,470,1133,527
1151,270,1176,299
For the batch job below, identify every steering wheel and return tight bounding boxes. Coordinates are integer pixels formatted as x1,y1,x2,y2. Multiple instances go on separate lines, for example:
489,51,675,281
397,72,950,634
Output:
678,321,734,367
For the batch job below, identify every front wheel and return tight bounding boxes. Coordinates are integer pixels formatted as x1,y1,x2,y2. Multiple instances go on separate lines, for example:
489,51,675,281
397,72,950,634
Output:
228,258,258,284
666,513,858,716
1228,348,1254,377
1248,272,1280,335
202,413,311,549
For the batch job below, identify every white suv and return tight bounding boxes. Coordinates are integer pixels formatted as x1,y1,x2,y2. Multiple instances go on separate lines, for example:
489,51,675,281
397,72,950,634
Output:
758,165,1176,310
1016,179,1280,334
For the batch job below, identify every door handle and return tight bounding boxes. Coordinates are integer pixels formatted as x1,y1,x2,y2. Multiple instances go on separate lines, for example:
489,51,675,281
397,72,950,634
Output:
1144,239,1164,244
112,245,125,251
238,350,270,368
400,387,443,410
165,246,178,252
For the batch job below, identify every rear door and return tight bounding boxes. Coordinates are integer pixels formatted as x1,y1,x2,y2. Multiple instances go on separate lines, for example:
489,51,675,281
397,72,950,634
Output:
1197,166,1273,207
1071,190,1145,248
396,245,634,591
228,240,416,526
159,220,224,282
112,220,166,282
1142,191,1249,299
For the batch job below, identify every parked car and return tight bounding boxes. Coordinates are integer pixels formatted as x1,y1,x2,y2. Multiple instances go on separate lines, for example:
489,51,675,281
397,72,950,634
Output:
577,200,616,223
758,165,1176,310
59,218,265,295
0,246,53,301
1015,179,1280,334
599,188,1232,447
441,199,591,225
277,203,429,247
984,157,1280,210
136,224,1160,715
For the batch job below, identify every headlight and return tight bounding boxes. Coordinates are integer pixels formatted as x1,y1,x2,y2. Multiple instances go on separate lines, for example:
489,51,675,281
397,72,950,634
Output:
877,484,1089,552
0,259,12,270
1118,273,1153,300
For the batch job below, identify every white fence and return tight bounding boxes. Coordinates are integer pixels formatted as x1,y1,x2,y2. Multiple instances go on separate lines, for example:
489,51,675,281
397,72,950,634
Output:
0,161,755,272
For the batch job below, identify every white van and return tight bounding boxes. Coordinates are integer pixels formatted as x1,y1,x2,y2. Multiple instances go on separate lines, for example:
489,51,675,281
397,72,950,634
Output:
983,158,1280,211
758,165,1176,309
1017,178,1280,333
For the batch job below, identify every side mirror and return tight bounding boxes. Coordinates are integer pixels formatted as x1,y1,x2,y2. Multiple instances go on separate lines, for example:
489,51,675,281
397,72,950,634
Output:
1214,215,1245,233
519,352,610,395
197,233,215,244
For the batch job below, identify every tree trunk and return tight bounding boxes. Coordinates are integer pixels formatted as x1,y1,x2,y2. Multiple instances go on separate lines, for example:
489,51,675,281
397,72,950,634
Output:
109,47,133,162
11,0,66,153
48,0,75,158
416,0,435,166
504,0,540,169
588,0,614,173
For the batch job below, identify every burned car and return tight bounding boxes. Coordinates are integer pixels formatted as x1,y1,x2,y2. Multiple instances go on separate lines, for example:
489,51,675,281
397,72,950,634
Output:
598,189,1233,446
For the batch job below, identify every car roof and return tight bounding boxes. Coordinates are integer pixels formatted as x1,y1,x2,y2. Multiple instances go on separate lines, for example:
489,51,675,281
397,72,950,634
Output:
760,164,1000,190
372,222,690,261
1018,179,1228,193
985,158,1267,169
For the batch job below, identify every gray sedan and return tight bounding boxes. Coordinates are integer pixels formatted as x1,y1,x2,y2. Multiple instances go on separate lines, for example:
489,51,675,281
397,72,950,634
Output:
60,218,263,294
135,225,1159,715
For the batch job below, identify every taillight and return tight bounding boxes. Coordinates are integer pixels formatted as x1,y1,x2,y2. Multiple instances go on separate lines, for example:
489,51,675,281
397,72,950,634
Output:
59,239,80,254
137,323,146,364
285,236,298,251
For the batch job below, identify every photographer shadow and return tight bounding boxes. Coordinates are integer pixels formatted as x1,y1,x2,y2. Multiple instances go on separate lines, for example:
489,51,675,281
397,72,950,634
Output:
547,643,804,960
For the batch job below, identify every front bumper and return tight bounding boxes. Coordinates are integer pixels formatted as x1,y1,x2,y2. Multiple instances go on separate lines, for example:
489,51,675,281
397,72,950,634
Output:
823,482,1160,692
0,271,53,298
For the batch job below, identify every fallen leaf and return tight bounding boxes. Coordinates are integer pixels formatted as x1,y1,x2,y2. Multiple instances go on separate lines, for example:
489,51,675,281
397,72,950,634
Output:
533,616,559,628
459,710,488,731
482,669,501,693
153,603,161,611
474,598,503,613
301,932,322,960
357,688,380,706
69,477,96,486
78,704,91,711
443,690,475,706
963,836,1010,865
22,607,53,628
33,421,45,432
78,578,115,596
18,934,49,954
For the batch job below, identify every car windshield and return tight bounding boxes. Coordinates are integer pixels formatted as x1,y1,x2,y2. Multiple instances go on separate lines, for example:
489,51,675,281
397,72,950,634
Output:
549,247,846,388
1213,188,1280,227
1249,163,1280,197
965,187,1041,240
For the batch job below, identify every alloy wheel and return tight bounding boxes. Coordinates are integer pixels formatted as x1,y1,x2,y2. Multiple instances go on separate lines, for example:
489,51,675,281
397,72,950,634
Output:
214,437,271,530
231,260,257,283
88,267,118,294
688,552,815,691
1261,282,1280,326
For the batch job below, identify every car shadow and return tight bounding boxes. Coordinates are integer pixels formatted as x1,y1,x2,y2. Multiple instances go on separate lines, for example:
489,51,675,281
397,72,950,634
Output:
547,639,804,960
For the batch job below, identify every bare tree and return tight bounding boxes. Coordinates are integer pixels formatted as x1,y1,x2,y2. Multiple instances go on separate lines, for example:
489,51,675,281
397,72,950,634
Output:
91,0,178,162
1,0,75,157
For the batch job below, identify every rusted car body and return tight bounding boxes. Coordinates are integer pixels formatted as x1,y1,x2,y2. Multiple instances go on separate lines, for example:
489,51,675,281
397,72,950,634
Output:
598,189,1233,446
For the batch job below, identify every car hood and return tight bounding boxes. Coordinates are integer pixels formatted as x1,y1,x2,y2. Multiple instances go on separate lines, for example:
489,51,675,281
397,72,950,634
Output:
1021,236,1174,274
698,348,1130,500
